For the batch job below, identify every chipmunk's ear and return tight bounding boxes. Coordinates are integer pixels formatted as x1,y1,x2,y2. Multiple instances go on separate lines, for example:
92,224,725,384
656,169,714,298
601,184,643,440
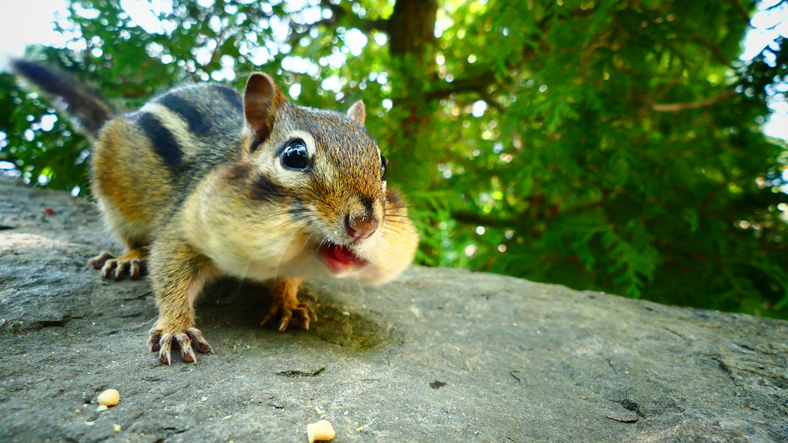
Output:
347,100,365,126
244,72,287,143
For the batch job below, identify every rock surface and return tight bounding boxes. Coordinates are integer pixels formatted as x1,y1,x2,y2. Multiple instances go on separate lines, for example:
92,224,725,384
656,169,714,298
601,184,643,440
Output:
1,176,787,443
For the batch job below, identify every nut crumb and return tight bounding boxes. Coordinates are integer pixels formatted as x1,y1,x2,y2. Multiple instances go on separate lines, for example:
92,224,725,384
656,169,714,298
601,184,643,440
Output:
98,389,120,407
306,419,335,443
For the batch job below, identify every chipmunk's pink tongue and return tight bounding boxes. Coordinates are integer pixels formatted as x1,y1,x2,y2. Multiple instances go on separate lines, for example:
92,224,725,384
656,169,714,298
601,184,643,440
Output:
323,244,365,273
330,244,357,263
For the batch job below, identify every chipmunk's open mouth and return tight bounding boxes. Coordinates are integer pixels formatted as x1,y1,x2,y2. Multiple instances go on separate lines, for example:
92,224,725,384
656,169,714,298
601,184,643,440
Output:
320,243,367,273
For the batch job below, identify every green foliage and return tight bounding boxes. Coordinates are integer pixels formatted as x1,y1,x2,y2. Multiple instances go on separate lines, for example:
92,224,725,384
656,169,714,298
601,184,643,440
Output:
0,72,91,191
2,0,787,318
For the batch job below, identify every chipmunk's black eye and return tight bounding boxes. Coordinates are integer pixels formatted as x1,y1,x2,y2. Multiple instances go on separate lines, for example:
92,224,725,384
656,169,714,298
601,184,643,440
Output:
381,156,388,180
281,139,309,171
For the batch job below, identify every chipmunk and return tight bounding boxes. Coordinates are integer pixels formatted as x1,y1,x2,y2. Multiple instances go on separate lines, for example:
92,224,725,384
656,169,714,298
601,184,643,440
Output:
13,61,419,364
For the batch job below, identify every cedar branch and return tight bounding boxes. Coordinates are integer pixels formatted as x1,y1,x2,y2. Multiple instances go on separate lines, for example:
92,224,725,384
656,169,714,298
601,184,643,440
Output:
425,71,497,101
289,2,388,41
452,210,518,228
651,90,736,112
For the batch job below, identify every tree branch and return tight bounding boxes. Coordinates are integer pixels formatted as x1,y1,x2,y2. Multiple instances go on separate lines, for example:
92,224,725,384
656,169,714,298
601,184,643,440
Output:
424,5,601,104
288,2,388,42
651,90,736,112
451,210,518,228
425,70,497,101
357,18,389,34
729,0,753,24
687,31,730,66
322,2,389,33
478,89,505,113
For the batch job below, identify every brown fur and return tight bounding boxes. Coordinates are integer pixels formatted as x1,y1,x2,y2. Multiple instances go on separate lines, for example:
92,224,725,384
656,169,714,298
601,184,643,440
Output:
81,72,419,365
91,118,174,237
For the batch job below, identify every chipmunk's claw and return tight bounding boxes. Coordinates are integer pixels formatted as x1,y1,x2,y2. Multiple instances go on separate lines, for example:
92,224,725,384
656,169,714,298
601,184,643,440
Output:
87,251,113,269
160,347,172,365
148,327,212,365
88,250,146,281
261,303,317,332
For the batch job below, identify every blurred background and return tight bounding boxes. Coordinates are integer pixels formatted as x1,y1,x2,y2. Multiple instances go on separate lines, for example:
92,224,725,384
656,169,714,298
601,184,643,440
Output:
1,0,787,318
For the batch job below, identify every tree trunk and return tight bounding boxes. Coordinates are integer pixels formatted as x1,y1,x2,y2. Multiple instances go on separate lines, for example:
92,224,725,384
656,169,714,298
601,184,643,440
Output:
388,0,438,61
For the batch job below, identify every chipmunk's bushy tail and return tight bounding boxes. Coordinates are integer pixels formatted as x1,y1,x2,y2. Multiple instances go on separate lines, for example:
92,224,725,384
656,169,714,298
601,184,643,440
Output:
12,60,114,136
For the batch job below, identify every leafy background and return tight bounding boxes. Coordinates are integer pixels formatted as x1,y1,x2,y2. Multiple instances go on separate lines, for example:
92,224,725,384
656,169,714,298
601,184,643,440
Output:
1,0,787,318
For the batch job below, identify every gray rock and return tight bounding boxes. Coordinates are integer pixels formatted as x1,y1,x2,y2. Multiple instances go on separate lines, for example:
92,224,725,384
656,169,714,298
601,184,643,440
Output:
0,176,786,442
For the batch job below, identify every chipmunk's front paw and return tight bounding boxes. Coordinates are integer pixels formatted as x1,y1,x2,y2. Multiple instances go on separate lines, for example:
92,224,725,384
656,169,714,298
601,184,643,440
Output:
261,302,317,332
148,326,213,365
88,249,146,281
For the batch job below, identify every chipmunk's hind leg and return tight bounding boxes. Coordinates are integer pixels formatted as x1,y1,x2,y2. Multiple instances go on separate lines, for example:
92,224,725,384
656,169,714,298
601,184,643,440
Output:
260,277,317,332
88,243,148,281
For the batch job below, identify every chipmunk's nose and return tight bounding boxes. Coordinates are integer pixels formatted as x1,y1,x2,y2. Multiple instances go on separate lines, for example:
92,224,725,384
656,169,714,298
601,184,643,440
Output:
346,213,379,240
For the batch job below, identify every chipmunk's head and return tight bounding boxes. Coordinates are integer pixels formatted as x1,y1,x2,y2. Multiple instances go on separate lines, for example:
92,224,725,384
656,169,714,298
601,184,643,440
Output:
210,72,417,284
